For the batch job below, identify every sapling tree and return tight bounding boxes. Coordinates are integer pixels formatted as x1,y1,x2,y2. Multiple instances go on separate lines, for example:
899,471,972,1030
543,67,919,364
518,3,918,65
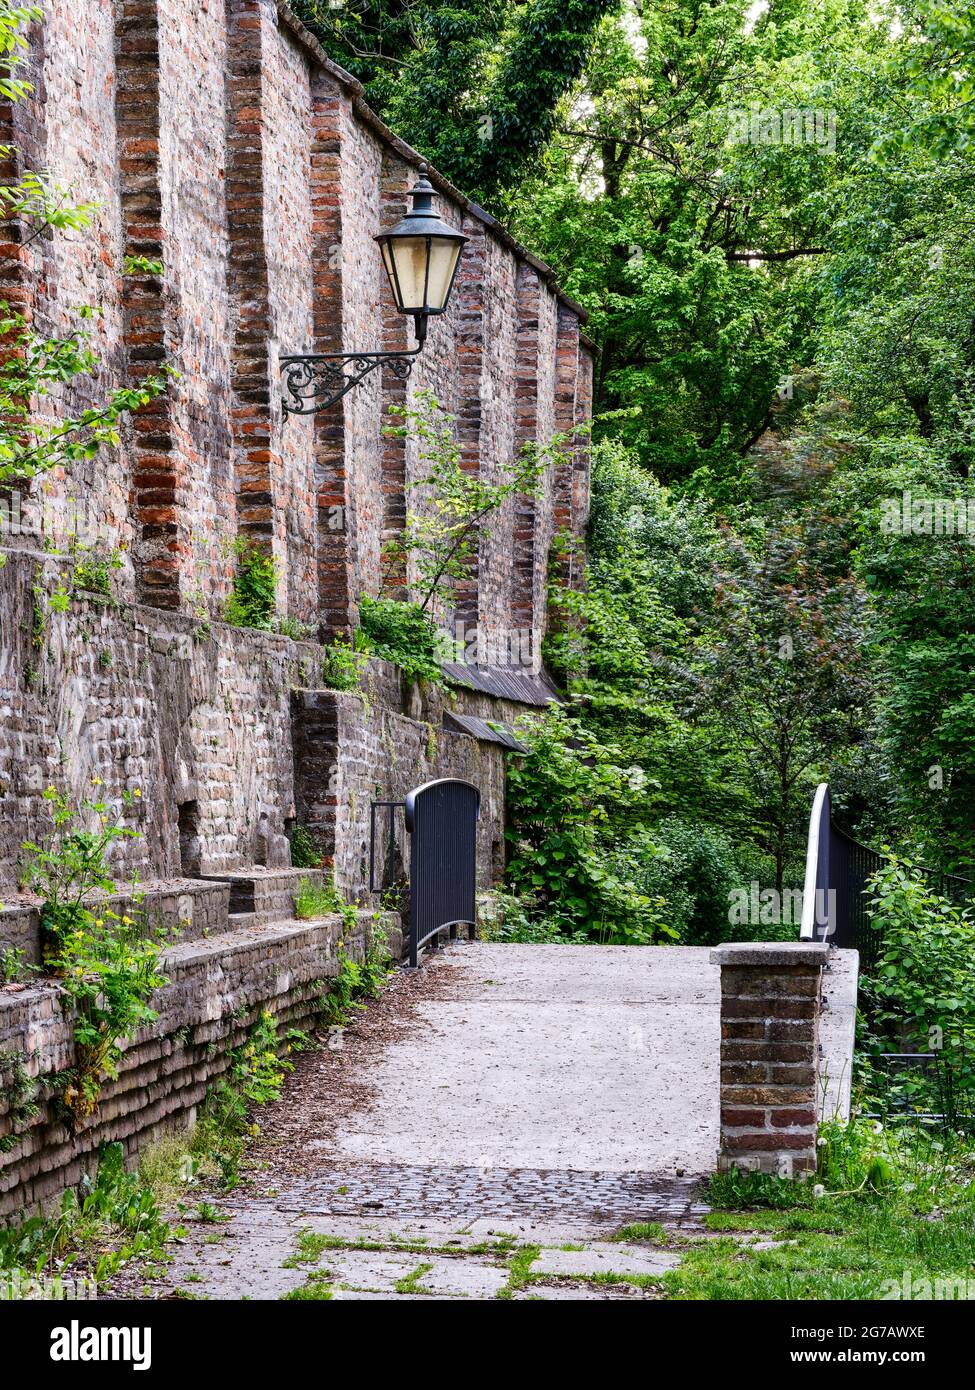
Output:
379,387,581,612
697,523,871,894
18,785,167,1125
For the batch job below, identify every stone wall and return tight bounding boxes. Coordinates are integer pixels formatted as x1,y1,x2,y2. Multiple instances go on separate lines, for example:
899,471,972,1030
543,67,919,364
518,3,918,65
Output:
292,689,509,897
0,551,543,905
0,907,400,1217
0,0,593,1216
0,0,593,879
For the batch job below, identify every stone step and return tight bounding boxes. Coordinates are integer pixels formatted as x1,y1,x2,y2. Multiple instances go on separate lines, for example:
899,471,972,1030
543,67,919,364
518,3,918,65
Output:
0,877,232,965
199,867,328,922
226,911,259,932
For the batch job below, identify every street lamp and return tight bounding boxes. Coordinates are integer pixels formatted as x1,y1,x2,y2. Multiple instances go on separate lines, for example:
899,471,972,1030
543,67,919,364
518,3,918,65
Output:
281,163,467,417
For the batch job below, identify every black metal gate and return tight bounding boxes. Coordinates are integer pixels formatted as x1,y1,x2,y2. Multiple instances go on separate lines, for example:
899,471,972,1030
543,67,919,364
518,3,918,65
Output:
404,778,479,967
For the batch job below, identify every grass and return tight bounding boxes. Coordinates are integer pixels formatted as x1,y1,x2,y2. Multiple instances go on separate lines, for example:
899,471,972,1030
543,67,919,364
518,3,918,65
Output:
496,1245,540,1299
664,1120,975,1301
293,876,346,921
282,1229,347,1266
394,1261,435,1294
0,1142,171,1294
281,1271,334,1300
282,1225,517,1266
611,1221,669,1244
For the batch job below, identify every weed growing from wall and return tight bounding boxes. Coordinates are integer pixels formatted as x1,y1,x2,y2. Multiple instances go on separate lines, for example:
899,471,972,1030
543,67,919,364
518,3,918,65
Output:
222,537,278,630
17,786,167,1124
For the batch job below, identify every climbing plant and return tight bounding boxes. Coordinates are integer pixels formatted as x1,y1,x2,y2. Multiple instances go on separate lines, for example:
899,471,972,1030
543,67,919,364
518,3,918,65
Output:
0,4,168,483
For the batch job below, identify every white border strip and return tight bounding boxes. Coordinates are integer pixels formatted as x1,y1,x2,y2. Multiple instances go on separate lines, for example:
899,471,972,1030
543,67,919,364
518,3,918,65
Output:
800,782,829,940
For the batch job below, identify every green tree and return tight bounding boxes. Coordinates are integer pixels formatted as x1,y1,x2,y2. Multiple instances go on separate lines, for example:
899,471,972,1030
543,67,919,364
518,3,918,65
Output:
509,0,849,486
292,0,617,208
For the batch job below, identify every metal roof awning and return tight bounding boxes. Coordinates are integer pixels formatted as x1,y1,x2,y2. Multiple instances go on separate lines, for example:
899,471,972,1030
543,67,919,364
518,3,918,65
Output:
439,661,561,708
443,712,527,751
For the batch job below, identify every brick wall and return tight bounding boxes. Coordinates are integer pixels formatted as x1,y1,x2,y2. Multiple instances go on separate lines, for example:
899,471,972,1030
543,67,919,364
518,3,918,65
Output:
0,0,595,895
1,1,593,638
291,688,508,896
0,1,596,1217
0,907,399,1216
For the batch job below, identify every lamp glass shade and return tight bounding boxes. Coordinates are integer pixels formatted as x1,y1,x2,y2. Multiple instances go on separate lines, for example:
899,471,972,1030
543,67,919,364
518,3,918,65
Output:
380,234,463,315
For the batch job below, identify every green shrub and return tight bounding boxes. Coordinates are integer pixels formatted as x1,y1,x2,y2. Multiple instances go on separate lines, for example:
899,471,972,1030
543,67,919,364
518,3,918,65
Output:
504,708,673,944
193,1010,308,1187
316,934,393,1028
857,855,975,1128
293,875,356,928
18,786,166,1123
289,823,323,869
223,538,278,630
68,539,124,596
0,945,37,985
276,615,317,641
478,889,566,944
0,1141,169,1290
321,635,367,691
356,594,445,682
634,818,742,946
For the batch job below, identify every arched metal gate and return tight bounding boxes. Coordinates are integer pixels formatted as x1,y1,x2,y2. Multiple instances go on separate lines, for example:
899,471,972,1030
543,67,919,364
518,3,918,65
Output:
371,778,480,967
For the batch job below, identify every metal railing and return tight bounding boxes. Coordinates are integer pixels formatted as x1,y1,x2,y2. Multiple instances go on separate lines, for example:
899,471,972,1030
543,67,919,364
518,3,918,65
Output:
799,782,972,967
370,778,480,968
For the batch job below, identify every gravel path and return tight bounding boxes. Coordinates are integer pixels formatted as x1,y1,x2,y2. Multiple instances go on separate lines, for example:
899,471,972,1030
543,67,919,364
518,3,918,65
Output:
131,942,729,1300
109,940,858,1300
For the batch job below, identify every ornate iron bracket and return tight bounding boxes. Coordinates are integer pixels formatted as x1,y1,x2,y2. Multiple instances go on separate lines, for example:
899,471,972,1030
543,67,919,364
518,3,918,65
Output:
280,344,424,417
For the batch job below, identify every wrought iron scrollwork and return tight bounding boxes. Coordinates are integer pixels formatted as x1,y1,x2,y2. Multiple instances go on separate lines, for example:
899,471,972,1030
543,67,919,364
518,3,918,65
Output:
280,347,421,417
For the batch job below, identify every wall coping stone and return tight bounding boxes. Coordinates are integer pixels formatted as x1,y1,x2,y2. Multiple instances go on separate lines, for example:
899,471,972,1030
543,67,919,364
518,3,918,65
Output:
710,941,831,968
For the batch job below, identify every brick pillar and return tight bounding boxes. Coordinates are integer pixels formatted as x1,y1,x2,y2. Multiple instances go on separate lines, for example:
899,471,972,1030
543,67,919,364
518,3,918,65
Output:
710,941,829,1175
290,689,339,864
573,342,594,548
552,304,581,590
0,18,43,333
309,73,351,635
226,0,277,551
511,263,542,645
453,215,486,634
378,152,411,600
115,0,182,608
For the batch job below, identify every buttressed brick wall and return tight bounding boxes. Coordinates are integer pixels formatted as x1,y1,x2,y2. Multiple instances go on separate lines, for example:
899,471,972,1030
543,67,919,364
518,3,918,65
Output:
0,0,592,633
0,1,593,1214
0,0,593,896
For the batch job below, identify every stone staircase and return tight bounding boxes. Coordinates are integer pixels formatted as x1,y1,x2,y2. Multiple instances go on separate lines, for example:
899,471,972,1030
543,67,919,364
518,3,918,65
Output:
0,863,402,1216
0,867,336,963
199,867,330,932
